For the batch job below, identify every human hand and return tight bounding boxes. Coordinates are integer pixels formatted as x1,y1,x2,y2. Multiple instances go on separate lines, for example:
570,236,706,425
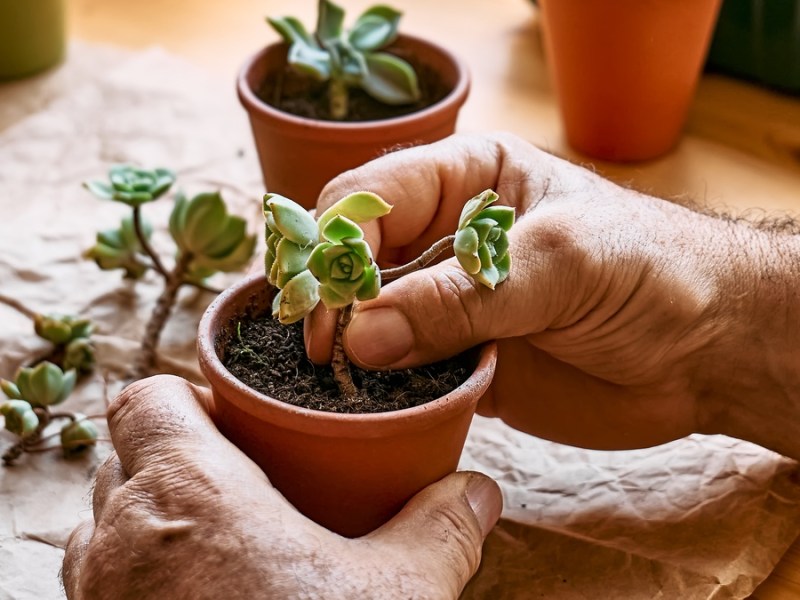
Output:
306,133,800,457
63,375,502,599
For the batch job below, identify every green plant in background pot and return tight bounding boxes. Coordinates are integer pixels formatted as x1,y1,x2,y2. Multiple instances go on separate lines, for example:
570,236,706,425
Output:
197,189,513,536
237,0,470,208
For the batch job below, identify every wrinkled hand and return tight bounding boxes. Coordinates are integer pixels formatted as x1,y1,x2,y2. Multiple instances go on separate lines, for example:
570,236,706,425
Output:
307,132,799,455
63,375,501,599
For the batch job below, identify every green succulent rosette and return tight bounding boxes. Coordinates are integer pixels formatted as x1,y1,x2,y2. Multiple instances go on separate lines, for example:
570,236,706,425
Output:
454,190,515,289
84,165,176,207
306,215,380,309
34,313,92,345
263,191,391,324
60,415,99,456
1,362,76,408
1,400,39,437
169,191,256,275
85,214,152,279
268,0,419,116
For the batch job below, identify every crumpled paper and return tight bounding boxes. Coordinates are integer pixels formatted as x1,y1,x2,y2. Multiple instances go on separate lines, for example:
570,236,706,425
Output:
1,42,800,600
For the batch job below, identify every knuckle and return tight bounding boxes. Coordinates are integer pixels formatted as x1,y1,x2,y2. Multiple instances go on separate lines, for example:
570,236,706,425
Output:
427,268,481,340
108,374,186,423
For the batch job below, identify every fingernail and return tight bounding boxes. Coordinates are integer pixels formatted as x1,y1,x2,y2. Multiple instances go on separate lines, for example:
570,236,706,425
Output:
346,307,413,368
465,475,502,538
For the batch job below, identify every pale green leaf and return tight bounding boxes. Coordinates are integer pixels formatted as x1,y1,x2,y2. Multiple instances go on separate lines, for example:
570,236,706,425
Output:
316,191,392,235
361,52,420,105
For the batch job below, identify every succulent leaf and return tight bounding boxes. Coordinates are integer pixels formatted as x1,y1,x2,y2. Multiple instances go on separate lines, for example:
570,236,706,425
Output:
1,400,39,437
276,270,321,324
34,314,93,345
454,190,515,289
0,379,21,399
267,16,318,47
349,7,401,51
362,52,420,105
317,0,346,42
316,191,392,234
63,338,96,373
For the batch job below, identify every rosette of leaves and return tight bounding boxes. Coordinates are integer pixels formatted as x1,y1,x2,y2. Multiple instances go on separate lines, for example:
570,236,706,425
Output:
168,191,257,277
85,214,153,279
264,191,391,324
268,0,420,119
84,165,176,207
1,362,76,408
454,189,515,289
33,313,95,373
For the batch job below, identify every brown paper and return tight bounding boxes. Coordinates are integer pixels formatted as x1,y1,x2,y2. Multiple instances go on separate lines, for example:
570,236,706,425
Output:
1,42,799,599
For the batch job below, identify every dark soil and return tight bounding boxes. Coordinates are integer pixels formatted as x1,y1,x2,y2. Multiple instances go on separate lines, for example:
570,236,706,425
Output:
256,47,452,122
223,311,473,414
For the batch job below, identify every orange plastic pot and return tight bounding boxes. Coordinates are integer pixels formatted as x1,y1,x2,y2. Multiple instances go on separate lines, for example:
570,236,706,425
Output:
539,0,722,161
237,34,470,209
197,274,496,538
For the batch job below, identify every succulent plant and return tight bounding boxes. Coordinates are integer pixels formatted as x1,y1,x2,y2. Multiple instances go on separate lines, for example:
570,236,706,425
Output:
263,191,391,323
85,214,153,278
268,0,420,119
84,165,176,207
454,189,515,289
60,415,99,456
2,362,76,408
63,337,96,374
0,400,39,437
169,191,257,276
33,313,92,345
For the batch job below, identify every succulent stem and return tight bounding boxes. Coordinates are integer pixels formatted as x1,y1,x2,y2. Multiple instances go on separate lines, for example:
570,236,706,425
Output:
0,293,37,320
131,252,193,380
329,78,349,120
381,235,456,282
2,408,51,466
132,206,168,279
331,304,359,400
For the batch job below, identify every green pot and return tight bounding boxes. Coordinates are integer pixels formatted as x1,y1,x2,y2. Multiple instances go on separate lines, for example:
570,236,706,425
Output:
0,0,65,80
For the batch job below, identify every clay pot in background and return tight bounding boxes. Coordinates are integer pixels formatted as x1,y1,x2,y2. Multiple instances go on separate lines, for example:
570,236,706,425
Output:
197,274,496,538
237,34,470,209
539,0,722,161
0,0,65,80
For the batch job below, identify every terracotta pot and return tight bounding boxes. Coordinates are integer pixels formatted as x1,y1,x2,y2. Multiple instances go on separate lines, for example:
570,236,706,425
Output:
539,0,722,161
197,274,496,538
0,0,65,80
237,34,470,209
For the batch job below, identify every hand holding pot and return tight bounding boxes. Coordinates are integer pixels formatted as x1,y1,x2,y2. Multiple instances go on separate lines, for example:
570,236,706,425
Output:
308,132,800,459
62,375,501,599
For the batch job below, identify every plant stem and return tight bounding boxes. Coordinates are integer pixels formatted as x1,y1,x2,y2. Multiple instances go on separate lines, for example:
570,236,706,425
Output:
331,304,359,400
329,78,349,120
132,206,168,279
381,235,456,282
2,408,51,466
131,252,193,380
0,293,37,320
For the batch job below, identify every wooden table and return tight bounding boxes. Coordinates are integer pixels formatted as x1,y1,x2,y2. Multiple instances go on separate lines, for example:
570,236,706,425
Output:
67,0,800,597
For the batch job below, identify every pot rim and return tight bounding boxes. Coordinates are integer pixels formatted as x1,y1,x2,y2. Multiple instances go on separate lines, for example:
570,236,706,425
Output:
197,274,497,438
236,33,471,136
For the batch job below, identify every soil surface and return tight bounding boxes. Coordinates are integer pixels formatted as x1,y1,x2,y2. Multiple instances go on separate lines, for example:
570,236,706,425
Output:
256,47,452,122
223,312,473,414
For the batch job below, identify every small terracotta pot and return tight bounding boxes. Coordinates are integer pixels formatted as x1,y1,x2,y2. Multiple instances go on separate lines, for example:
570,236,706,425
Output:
0,0,65,80
237,34,470,209
197,275,496,538
539,0,722,161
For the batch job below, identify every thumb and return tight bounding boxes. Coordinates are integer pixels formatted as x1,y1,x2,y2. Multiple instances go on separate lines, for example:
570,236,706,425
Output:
367,471,502,598
344,214,555,369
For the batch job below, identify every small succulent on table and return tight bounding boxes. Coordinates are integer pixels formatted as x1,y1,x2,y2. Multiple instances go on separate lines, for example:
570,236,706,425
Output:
268,0,420,120
0,361,99,464
84,166,256,380
263,188,514,399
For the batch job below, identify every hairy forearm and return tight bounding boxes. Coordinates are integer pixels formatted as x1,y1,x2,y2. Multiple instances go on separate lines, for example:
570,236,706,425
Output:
698,217,800,459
